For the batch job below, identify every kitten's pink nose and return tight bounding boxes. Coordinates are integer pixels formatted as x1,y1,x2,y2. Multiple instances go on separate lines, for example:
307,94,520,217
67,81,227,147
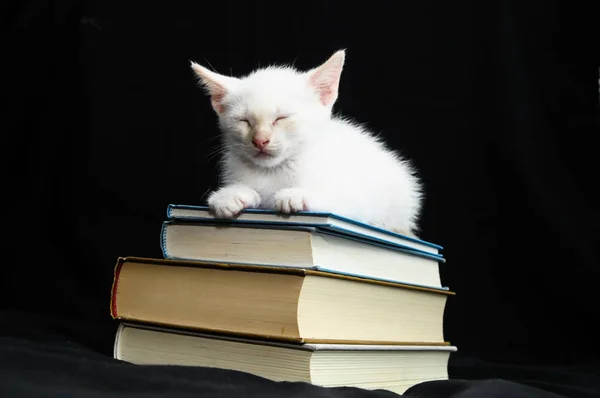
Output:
252,138,270,150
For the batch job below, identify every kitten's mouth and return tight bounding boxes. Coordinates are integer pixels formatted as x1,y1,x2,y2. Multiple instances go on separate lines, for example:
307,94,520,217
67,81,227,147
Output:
254,150,273,158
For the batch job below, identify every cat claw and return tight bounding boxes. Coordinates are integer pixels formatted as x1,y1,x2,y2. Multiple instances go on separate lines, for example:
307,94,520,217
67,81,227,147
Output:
207,185,261,219
275,188,309,213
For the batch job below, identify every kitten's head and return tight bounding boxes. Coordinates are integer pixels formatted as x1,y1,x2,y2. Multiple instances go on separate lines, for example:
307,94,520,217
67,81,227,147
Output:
191,50,345,168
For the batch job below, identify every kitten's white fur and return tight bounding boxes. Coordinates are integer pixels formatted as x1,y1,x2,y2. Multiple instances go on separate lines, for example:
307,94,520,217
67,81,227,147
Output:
191,50,423,236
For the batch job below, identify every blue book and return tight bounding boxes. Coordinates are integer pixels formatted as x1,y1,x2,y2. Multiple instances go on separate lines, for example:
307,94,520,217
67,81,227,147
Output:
160,220,448,291
166,204,444,259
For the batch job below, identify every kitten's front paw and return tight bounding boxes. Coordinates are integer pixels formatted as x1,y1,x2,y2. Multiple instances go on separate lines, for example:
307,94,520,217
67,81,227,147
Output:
207,184,261,219
275,188,309,213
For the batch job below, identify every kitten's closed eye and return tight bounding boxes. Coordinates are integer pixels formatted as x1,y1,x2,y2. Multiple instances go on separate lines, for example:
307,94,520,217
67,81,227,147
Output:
239,118,250,125
273,116,288,125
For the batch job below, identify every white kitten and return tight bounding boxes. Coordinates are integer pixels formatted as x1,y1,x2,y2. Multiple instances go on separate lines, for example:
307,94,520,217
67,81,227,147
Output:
191,50,423,237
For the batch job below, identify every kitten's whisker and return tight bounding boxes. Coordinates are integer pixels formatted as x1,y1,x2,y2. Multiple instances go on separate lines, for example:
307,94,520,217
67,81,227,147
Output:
203,57,217,72
205,141,247,162
291,52,301,67
206,148,226,162
199,185,212,201
205,143,227,159
198,135,221,147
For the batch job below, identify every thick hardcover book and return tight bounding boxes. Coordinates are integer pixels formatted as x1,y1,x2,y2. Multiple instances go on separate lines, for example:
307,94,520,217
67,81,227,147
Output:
161,221,447,289
111,257,454,345
114,322,457,395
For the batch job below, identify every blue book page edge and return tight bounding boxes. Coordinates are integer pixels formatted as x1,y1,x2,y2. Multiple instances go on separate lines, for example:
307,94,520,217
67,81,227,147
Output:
319,224,444,260
160,220,446,264
160,221,169,258
167,204,444,251
166,216,443,260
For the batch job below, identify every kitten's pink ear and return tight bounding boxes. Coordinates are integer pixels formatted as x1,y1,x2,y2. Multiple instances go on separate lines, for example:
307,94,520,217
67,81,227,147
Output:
190,61,238,114
308,50,346,107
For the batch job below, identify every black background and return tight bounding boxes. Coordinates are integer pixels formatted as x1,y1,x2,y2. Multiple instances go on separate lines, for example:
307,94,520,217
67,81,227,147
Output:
3,1,600,397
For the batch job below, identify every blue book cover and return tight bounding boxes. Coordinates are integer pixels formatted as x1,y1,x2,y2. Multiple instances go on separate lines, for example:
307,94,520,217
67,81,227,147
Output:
166,204,444,259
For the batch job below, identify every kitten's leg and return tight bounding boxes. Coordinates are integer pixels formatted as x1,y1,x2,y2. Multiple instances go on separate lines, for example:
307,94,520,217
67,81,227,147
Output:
275,188,309,213
207,183,261,218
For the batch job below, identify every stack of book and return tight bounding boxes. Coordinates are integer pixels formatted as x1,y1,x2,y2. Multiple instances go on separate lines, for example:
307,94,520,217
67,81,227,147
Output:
110,204,456,395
